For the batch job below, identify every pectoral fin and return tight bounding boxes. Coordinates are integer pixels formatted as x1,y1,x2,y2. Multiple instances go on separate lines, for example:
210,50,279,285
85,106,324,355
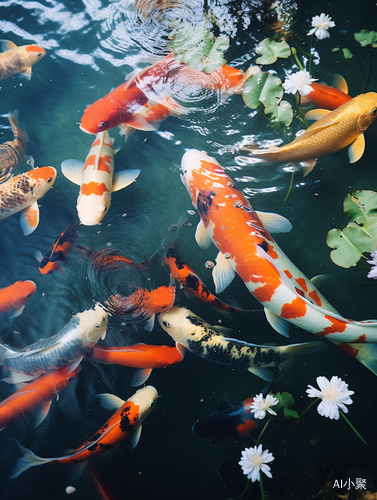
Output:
131,368,152,387
123,114,157,131
20,201,39,236
300,159,317,176
195,220,212,249
131,424,142,449
348,134,365,163
304,109,332,121
264,308,290,338
96,393,125,411
332,74,348,94
61,159,84,185
212,252,236,294
112,169,141,192
255,211,292,233
33,401,52,428
0,40,17,51
20,67,32,80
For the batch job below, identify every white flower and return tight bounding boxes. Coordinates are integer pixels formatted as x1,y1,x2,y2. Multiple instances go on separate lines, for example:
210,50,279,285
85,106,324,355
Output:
239,444,274,482
306,375,354,420
248,393,279,419
282,71,317,96
367,250,377,279
308,13,335,40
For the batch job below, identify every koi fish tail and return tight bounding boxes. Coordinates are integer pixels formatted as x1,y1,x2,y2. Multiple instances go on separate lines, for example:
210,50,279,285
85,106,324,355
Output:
0,343,14,364
11,440,52,478
331,341,377,377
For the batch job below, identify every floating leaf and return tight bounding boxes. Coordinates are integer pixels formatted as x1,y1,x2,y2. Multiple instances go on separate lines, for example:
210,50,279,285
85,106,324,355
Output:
254,38,291,65
343,190,377,223
354,29,377,48
264,100,293,127
284,407,299,419
342,48,353,59
274,391,295,413
242,72,283,109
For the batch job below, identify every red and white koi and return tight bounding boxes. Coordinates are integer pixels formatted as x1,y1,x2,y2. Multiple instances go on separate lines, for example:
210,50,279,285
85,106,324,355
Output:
61,131,140,225
180,150,377,349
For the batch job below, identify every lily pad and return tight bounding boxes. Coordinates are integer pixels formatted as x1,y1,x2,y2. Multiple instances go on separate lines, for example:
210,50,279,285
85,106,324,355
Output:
255,38,291,65
343,190,377,223
354,29,377,48
274,391,295,413
242,72,283,109
342,48,353,60
264,100,293,127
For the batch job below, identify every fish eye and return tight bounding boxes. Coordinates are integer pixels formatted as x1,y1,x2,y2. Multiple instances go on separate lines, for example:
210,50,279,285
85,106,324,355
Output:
46,177,53,183
162,320,170,328
67,376,74,382
161,305,166,309
100,121,106,128
372,108,377,116
26,293,31,298
37,52,42,57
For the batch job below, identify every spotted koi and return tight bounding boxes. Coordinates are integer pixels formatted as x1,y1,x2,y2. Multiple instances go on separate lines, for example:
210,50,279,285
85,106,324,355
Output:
0,40,45,81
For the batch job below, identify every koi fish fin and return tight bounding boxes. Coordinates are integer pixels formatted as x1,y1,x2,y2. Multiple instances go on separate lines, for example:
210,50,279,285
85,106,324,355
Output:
264,308,290,338
175,342,186,360
213,252,236,294
217,394,233,412
2,371,36,384
20,200,39,236
233,65,262,93
304,109,332,121
144,314,155,332
25,155,34,168
61,159,84,185
96,393,126,411
122,114,157,131
195,220,212,249
131,368,153,387
33,401,52,428
216,326,234,336
112,169,141,192
278,341,327,378
20,66,32,80
11,439,52,478
119,123,135,140
348,134,365,163
0,40,18,51
131,425,142,449
255,211,292,233
248,364,278,382
35,250,43,262
332,74,348,94
300,159,317,177
332,341,377,377
9,305,25,318
0,343,16,364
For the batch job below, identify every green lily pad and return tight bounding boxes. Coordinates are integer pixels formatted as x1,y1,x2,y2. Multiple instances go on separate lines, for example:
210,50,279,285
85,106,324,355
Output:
284,407,299,419
343,190,377,223
354,29,377,48
342,48,353,59
264,100,293,127
274,391,295,413
242,72,283,109
255,38,291,65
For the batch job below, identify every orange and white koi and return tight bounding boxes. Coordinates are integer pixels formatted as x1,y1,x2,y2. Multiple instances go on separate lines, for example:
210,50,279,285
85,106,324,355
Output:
0,360,80,431
0,40,45,81
11,385,158,478
0,280,36,317
248,92,377,175
106,285,176,331
180,150,377,350
61,131,140,225
36,223,78,275
86,342,184,386
0,166,56,235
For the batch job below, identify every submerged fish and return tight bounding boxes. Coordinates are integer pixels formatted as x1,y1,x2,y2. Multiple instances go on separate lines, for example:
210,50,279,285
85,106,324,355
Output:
61,131,140,225
247,92,377,174
0,280,36,318
0,360,80,431
12,385,158,478
180,150,377,352
75,245,148,272
86,466,117,500
86,343,185,386
302,75,352,110
0,110,33,183
158,306,324,382
0,40,45,81
0,303,108,383
36,223,78,275
0,166,56,235
107,285,175,332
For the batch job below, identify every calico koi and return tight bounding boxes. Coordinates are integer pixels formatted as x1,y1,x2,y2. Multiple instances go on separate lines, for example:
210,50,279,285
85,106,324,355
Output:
0,280,36,318
61,131,140,225
0,166,56,235
35,223,78,275
11,385,158,478
0,360,80,431
0,40,45,81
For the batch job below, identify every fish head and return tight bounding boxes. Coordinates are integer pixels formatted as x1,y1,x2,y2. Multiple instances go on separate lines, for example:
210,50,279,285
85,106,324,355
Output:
77,184,111,225
148,285,175,314
27,166,57,198
357,92,377,131
11,280,37,307
53,362,81,392
217,65,243,90
80,99,123,134
25,45,46,63
158,305,191,347
77,302,109,344
129,385,158,422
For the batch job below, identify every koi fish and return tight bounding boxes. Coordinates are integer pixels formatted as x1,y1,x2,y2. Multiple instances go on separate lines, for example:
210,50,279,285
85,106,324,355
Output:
247,92,377,175
35,223,78,275
75,245,149,272
0,360,80,431
0,280,36,318
106,285,175,332
61,131,140,225
86,466,117,500
192,393,263,444
180,150,377,353
0,303,108,384
302,75,352,110
0,40,45,81
0,166,56,235
0,109,33,183
158,306,324,382
86,343,184,386
11,385,158,478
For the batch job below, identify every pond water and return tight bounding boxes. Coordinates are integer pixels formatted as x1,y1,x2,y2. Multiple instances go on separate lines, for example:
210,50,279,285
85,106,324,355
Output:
0,1,377,499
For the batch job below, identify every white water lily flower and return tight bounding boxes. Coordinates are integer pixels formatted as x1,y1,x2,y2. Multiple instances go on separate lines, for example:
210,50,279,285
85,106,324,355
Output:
282,70,317,96
308,13,335,40
306,375,354,420
239,444,274,482
249,393,279,419
367,250,377,279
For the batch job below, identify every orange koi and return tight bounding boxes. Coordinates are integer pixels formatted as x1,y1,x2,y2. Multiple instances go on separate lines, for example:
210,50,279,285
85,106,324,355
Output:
0,360,80,431
0,40,45,81
75,245,149,271
36,223,78,275
304,82,352,110
0,280,36,317
86,466,118,500
12,386,158,478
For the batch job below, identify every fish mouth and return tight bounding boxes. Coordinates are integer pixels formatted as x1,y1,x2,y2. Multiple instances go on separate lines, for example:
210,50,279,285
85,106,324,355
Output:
79,124,94,135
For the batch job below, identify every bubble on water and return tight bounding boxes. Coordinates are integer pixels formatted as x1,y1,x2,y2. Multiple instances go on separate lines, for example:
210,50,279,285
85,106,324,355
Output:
223,252,231,259
222,226,226,230
187,210,195,215
106,242,112,247
205,260,214,269
233,200,242,208
66,486,76,495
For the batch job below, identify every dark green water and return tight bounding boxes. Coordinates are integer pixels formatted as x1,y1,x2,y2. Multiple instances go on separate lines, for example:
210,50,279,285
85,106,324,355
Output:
0,1,377,499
